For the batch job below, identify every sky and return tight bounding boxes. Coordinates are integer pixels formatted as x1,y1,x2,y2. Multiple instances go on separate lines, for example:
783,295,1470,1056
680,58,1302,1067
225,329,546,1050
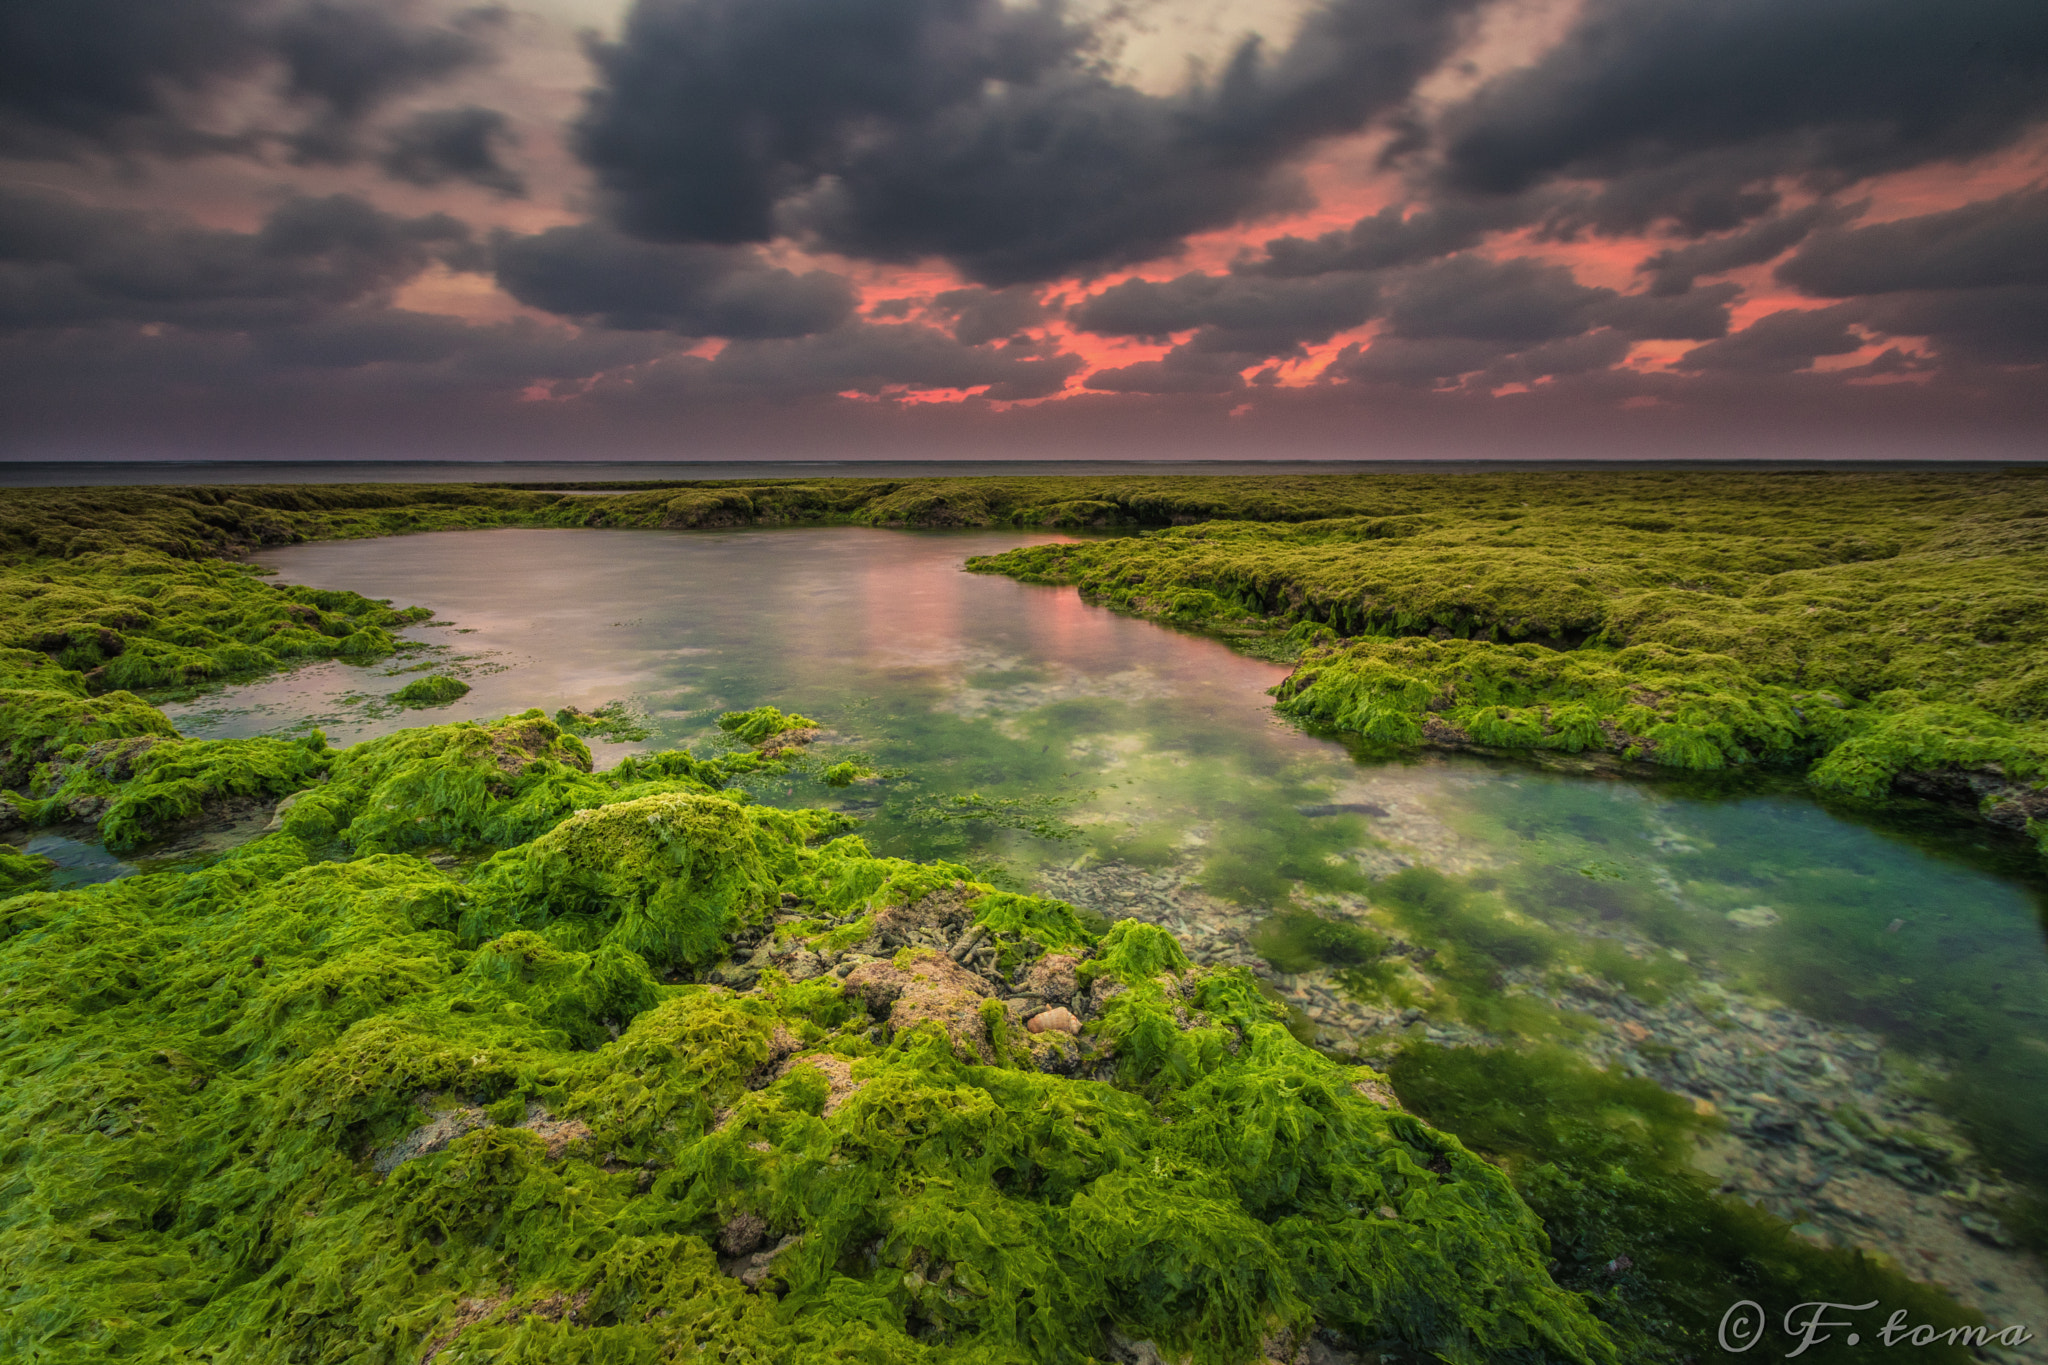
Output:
1,0,2045,463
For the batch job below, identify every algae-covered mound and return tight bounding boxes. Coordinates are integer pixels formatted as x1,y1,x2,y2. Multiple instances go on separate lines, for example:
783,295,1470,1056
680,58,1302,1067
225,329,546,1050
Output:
0,841,51,894
391,673,471,707
718,704,822,745
0,714,1621,1365
971,471,2048,846
0,549,429,696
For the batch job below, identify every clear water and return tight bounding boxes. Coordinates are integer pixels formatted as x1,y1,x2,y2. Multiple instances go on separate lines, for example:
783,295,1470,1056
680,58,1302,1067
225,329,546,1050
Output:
154,525,2048,1330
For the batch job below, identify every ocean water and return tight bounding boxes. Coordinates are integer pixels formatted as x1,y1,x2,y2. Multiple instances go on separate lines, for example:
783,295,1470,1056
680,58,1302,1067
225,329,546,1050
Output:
1,457,2032,487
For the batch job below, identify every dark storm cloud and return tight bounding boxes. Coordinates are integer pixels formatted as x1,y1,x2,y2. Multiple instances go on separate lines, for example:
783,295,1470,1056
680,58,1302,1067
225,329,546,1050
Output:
929,286,1048,346
0,0,505,164
491,224,855,338
700,321,1083,400
1057,248,1729,392
1479,328,1634,383
1383,255,1609,343
1328,334,1499,384
1777,188,2048,296
378,106,524,195
0,187,472,331
1069,271,1379,352
1637,203,1858,296
1248,198,1532,277
256,309,667,372
275,3,507,163
1082,346,1252,395
1597,283,1738,342
1675,305,1866,373
1438,0,2048,218
575,0,1486,285
1328,324,1633,388
1859,288,2048,366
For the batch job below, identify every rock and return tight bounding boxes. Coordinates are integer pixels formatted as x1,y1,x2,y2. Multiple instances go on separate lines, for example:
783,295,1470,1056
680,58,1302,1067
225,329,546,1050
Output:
262,790,307,833
372,1099,488,1174
843,949,998,1060
1027,1007,1080,1035
718,1212,768,1256
774,1052,863,1116
1019,951,1083,1004
726,1234,800,1290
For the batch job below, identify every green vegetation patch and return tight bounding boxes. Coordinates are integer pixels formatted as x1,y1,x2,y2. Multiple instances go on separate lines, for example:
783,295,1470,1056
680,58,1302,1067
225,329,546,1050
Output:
1392,1044,1985,1365
718,704,821,744
0,709,1626,1365
968,471,2048,855
391,673,471,707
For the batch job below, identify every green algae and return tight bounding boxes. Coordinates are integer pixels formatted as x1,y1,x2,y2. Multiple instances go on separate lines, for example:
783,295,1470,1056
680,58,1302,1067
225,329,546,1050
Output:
0,707,1626,1365
9,473,2039,858
0,842,51,894
392,673,471,708
1390,1044,1985,1364
718,704,822,744
967,471,2048,855
553,700,652,743
0,549,428,700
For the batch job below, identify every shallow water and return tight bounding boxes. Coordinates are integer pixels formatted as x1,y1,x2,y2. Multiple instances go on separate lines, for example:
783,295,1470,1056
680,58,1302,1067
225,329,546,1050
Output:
159,524,2048,1334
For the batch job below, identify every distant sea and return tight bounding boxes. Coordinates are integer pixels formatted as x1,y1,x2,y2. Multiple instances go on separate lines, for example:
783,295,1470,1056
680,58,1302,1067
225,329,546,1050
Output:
0,458,2039,488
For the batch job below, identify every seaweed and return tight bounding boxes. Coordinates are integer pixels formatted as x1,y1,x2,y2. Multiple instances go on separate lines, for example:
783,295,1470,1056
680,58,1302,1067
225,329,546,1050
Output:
1390,1044,1987,1364
393,674,472,708
718,705,822,744
964,471,2048,856
0,705,1631,1365
553,700,652,743
0,549,429,699
0,842,52,894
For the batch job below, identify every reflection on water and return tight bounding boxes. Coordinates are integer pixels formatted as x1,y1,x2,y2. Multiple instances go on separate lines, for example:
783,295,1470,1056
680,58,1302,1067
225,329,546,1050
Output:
164,525,2048,1337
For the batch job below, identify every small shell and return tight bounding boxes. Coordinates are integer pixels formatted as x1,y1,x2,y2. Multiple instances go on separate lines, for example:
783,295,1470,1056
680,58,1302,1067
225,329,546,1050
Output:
1026,1006,1080,1035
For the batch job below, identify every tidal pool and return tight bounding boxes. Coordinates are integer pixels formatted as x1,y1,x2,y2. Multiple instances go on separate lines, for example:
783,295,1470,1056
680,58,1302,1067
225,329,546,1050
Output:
165,525,2048,1338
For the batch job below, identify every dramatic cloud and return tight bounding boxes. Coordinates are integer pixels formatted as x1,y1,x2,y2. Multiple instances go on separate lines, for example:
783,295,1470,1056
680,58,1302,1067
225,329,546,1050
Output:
1637,203,1858,295
379,105,524,195
3,0,2045,460
0,187,473,330
576,0,1487,284
0,0,506,164
1071,271,1379,352
1082,348,1252,395
697,321,1082,400
1676,305,1865,373
1382,254,1609,343
492,224,855,336
927,286,1049,346
1777,188,2048,296
1857,287,2048,366
1437,0,2048,229
1248,198,1534,277
1770,188,2048,364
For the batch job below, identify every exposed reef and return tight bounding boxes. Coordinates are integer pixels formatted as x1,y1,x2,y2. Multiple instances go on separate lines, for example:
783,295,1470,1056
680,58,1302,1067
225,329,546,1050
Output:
966,471,2048,858
7,474,2044,862
0,706,1622,1365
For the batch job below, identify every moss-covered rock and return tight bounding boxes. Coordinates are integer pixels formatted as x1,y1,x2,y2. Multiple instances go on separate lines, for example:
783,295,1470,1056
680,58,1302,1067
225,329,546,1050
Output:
968,471,2048,851
0,705,1637,1365
717,704,821,745
391,673,471,707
